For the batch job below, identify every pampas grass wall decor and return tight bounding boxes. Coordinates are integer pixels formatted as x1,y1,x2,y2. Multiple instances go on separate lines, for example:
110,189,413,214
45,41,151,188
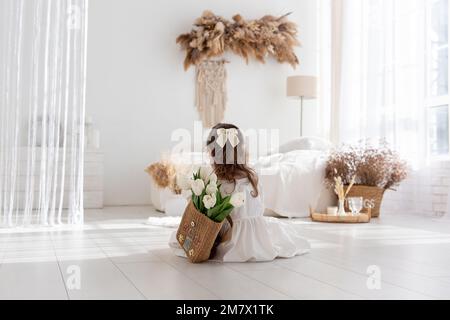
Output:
177,11,300,70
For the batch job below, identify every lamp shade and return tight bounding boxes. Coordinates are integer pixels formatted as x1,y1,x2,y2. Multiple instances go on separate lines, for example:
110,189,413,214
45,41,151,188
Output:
286,75,317,99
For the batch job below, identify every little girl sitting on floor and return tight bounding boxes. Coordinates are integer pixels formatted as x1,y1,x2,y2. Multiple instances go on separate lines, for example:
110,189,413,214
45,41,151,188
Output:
170,123,310,262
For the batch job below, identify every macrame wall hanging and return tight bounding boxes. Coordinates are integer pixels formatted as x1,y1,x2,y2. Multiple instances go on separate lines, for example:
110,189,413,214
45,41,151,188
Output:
196,60,228,128
177,11,300,127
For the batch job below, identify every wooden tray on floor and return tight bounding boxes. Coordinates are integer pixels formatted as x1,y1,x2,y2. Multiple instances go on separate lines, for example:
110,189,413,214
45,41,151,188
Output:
309,207,371,223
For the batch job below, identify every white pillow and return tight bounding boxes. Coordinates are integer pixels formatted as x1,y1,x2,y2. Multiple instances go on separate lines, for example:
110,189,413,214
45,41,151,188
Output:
273,137,332,154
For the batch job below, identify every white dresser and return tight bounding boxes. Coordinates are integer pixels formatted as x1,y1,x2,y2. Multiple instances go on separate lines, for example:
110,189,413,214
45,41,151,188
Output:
84,149,104,209
0,148,104,209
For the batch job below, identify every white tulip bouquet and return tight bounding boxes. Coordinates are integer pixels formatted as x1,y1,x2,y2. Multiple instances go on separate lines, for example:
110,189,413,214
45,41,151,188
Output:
184,166,245,223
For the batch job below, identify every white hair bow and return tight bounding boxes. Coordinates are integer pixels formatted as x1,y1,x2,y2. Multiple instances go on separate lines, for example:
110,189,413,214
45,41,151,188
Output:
216,128,240,148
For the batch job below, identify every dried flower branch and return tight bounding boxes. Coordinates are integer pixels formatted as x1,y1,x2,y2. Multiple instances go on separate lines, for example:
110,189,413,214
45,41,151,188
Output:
176,11,300,70
344,175,356,198
334,176,345,201
333,170,356,201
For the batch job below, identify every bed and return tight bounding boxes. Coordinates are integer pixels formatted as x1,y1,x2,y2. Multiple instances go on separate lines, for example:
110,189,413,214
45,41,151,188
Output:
255,137,335,218
256,149,334,218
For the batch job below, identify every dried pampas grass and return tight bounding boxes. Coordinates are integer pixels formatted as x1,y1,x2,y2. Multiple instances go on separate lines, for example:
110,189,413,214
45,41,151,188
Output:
333,171,356,201
145,162,181,194
177,11,300,70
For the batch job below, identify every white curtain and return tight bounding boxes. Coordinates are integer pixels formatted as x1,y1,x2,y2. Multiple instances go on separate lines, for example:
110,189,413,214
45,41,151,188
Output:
319,0,450,217
0,0,89,226
324,0,428,161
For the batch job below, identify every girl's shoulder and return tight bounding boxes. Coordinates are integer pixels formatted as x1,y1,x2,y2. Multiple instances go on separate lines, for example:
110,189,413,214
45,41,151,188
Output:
219,178,252,195
221,177,252,187
235,177,250,184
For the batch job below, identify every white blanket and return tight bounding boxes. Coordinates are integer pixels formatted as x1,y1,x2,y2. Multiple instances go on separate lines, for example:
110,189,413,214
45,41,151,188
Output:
256,150,335,218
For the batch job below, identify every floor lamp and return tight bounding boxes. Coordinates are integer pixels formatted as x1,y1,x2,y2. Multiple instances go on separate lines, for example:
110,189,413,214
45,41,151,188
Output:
286,76,317,136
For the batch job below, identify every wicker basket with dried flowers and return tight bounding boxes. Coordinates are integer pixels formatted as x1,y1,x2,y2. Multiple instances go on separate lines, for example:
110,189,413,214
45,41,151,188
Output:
325,140,408,217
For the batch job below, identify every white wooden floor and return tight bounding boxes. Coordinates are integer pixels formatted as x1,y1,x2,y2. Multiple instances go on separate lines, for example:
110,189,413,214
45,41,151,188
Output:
1,206,450,300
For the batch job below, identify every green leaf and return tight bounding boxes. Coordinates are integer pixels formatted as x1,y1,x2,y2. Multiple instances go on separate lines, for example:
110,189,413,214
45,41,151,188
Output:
206,203,222,217
213,208,234,223
206,204,223,221
212,200,236,221
194,195,200,211
216,190,222,203
199,189,208,213
209,203,229,221
222,203,233,212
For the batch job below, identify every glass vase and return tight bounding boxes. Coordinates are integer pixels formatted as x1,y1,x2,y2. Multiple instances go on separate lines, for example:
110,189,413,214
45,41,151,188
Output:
338,199,346,216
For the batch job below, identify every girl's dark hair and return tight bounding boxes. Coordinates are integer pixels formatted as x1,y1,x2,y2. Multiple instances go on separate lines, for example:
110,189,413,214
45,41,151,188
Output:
206,123,259,197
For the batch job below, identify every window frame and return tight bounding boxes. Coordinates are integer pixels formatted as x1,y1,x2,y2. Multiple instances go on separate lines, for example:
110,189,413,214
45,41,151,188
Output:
425,0,450,159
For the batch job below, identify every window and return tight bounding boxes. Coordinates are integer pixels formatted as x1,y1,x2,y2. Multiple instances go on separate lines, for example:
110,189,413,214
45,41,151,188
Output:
429,105,449,154
426,0,450,156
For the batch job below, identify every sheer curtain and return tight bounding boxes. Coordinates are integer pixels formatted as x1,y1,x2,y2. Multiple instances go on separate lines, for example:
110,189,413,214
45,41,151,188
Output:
319,0,450,217
326,0,428,161
0,0,89,226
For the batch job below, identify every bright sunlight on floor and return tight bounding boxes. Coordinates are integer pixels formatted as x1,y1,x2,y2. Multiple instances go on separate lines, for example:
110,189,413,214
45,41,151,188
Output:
1,207,450,299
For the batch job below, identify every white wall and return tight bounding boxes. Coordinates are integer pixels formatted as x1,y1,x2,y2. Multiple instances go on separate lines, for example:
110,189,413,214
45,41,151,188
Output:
86,0,319,206
382,160,450,218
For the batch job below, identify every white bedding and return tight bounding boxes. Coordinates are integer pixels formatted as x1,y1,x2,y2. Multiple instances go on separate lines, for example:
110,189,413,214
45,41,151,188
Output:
255,150,335,218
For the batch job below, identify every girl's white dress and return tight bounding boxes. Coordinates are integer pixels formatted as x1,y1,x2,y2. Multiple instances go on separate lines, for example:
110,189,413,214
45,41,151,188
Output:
169,178,310,262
